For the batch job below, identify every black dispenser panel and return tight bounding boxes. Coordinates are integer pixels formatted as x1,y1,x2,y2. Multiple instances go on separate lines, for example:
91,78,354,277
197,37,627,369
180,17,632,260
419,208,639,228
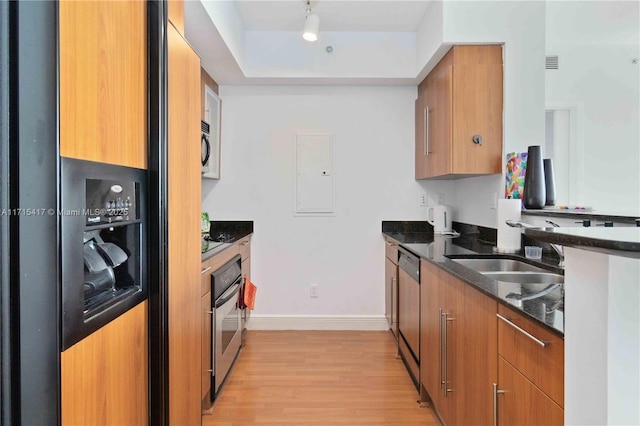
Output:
85,178,139,225
61,157,147,350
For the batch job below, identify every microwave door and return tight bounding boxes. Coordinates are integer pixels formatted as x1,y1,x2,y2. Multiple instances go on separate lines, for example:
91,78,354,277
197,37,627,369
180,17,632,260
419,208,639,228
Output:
201,134,210,171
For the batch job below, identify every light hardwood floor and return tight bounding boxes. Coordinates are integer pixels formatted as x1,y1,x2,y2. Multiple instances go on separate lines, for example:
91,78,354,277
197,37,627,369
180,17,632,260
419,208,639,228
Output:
203,330,439,425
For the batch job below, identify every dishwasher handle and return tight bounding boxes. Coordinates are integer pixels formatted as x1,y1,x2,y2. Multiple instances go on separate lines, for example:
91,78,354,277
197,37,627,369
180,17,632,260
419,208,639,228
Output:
398,248,420,283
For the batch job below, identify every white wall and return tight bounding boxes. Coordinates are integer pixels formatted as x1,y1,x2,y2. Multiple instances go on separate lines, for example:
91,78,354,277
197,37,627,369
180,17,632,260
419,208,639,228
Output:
436,1,547,228
202,85,431,320
544,1,640,215
545,43,640,214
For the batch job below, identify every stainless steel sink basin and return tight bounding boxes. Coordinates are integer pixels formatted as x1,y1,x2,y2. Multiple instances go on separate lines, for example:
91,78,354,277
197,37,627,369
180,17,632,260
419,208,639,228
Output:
451,258,549,273
482,271,564,284
449,257,564,284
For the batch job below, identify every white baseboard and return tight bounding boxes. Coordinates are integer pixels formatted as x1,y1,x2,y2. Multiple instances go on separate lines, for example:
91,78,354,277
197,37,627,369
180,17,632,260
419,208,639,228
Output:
246,314,389,331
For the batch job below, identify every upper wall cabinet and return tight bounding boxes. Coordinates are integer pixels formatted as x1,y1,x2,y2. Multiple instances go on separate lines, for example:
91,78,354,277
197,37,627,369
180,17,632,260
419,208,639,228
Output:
59,0,147,169
416,45,503,179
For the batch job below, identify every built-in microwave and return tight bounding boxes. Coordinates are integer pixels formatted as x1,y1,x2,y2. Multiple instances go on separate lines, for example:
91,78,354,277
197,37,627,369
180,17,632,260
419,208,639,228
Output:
201,120,219,179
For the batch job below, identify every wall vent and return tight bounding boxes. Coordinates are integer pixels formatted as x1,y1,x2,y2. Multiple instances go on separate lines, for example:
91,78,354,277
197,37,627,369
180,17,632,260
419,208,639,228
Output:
546,55,559,70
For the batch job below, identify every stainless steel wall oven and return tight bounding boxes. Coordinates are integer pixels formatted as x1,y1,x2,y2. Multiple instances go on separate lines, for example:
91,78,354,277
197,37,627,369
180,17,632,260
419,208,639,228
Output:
209,254,242,402
60,157,147,350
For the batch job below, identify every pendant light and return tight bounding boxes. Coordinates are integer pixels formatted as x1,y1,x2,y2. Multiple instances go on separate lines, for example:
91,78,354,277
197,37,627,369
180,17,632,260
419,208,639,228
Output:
302,0,320,42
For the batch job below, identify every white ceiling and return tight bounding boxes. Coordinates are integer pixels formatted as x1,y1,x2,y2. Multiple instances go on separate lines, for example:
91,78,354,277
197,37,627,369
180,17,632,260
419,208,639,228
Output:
234,0,432,32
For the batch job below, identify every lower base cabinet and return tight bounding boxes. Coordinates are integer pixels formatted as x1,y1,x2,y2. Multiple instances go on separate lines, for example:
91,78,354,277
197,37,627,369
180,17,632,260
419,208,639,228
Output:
385,256,398,337
497,357,564,426
240,236,252,332
420,261,497,426
384,238,399,338
201,288,212,409
495,304,564,425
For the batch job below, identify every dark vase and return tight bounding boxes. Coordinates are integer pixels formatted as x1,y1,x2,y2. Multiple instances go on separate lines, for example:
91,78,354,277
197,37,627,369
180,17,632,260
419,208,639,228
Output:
544,158,556,206
523,145,546,209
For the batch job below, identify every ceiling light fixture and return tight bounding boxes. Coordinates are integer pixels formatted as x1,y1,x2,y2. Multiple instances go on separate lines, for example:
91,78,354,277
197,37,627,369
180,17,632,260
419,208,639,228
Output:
302,0,320,42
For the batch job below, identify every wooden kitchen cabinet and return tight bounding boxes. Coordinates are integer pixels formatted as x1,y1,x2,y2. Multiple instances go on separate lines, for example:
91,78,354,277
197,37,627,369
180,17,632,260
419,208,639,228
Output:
384,237,399,338
201,259,214,409
59,0,147,169
420,261,498,426
415,45,503,179
497,357,564,426
168,22,202,426
239,236,252,331
385,257,397,337
420,261,443,411
420,262,462,425
495,304,564,425
201,290,213,408
240,235,251,271
456,277,498,426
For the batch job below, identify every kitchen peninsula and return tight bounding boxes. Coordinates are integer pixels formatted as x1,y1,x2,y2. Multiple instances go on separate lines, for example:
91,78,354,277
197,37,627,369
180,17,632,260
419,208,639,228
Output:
525,227,640,425
384,221,565,425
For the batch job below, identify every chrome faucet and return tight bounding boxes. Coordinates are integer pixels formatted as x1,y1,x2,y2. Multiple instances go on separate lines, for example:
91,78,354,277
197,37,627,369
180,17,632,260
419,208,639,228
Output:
505,220,564,267
544,220,565,267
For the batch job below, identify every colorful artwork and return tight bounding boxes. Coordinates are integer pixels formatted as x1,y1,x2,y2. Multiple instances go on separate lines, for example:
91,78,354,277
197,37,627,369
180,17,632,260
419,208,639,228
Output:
505,152,527,199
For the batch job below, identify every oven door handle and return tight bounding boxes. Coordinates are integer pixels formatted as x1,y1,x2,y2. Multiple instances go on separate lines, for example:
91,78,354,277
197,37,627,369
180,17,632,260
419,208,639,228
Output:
215,280,242,308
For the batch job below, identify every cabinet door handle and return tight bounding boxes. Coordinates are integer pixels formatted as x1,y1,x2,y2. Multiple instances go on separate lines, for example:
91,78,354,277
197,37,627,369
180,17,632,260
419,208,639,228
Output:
424,107,430,156
241,241,250,246
391,276,395,326
439,308,444,389
385,241,396,247
201,266,212,274
444,313,454,397
493,383,506,426
496,313,548,347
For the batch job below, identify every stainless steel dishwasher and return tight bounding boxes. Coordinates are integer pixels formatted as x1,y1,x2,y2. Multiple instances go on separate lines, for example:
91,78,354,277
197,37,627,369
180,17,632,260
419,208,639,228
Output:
397,247,420,389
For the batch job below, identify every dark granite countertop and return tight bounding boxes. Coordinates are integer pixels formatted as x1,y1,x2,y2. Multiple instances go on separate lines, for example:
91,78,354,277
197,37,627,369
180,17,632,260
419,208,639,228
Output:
202,221,253,262
524,227,640,259
201,241,234,262
522,208,640,226
383,221,565,336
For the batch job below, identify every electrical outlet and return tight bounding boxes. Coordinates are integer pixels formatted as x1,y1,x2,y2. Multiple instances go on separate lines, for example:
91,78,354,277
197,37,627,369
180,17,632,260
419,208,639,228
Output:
419,193,428,206
310,283,319,298
436,193,445,205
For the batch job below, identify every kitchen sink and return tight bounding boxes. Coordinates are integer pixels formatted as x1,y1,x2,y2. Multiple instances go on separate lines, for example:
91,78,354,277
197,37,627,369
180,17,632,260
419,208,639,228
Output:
481,271,564,284
450,258,550,273
448,256,564,285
